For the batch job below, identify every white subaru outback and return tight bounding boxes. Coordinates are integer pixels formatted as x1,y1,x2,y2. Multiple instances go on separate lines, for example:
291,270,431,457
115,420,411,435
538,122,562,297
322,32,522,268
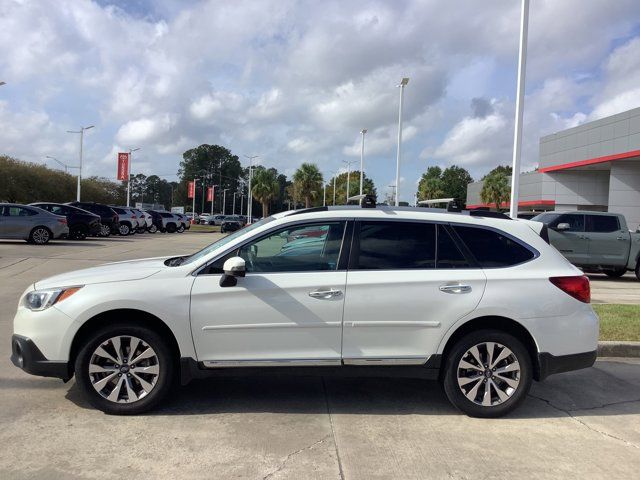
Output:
11,204,598,417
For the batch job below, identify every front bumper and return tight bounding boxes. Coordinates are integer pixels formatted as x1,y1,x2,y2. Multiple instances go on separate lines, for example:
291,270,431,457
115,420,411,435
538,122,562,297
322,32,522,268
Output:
11,334,72,380
537,350,597,381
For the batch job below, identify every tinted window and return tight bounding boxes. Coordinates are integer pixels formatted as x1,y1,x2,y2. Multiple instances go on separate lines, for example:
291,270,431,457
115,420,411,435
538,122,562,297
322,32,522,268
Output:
238,222,345,273
553,214,584,232
586,215,619,233
454,225,534,268
5,207,37,217
160,212,174,218
355,221,435,270
437,225,470,269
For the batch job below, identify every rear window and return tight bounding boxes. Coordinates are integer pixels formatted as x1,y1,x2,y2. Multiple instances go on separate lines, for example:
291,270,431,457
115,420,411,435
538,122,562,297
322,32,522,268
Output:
453,225,534,268
160,212,174,218
586,215,620,233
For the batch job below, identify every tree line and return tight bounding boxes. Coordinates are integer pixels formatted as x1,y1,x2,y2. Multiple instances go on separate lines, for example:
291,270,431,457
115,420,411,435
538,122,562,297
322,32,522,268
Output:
1,147,513,214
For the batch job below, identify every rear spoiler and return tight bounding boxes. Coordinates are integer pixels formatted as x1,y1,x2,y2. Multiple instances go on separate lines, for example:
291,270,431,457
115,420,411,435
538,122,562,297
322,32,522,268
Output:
519,219,550,244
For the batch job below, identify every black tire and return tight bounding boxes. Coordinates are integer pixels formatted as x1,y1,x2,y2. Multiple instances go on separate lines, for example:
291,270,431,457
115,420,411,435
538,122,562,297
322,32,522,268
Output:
604,268,627,278
166,223,177,233
148,224,158,234
74,323,175,415
118,223,131,236
71,225,88,240
177,225,185,233
28,226,52,245
443,329,532,418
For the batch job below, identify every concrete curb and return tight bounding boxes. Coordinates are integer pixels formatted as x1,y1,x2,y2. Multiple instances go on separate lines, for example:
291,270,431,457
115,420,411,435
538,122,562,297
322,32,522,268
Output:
598,341,640,358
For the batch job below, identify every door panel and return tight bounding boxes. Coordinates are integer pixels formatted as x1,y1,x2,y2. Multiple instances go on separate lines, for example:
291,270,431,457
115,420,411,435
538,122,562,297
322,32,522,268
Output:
547,214,589,265
342,269,486,361
585,215,629,267
190,271,346,361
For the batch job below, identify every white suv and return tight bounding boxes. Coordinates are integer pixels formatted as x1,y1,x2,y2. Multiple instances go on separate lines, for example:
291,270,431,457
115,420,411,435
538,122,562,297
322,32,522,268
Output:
10,205,598,417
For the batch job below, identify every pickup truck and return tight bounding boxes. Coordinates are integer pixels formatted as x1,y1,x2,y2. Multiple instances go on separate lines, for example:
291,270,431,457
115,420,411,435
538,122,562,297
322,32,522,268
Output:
532,211,640,280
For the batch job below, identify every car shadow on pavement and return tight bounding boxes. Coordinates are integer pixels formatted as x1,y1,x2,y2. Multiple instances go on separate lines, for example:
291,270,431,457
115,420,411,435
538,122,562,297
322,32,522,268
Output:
62,361,640,419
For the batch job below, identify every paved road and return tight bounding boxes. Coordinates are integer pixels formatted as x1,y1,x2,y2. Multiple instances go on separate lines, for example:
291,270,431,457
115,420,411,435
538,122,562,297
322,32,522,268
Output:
588,272,640,304
1,233,639,479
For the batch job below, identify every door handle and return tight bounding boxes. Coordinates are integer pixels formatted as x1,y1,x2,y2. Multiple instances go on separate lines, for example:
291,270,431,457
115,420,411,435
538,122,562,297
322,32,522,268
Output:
616,237,627,241
439,284,472,294
309,289,343,299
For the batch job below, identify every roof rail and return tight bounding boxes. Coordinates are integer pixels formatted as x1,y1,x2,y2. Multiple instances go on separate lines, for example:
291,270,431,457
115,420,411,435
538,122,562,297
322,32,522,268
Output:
286,206,328,216
468,210,512,220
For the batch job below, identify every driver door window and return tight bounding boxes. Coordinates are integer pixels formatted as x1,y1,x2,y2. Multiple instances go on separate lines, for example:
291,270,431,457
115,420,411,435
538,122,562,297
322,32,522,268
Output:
238,222,345,273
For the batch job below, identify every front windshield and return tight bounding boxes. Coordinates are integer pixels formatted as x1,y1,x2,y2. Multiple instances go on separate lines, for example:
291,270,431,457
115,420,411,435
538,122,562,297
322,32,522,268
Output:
181,217,275,265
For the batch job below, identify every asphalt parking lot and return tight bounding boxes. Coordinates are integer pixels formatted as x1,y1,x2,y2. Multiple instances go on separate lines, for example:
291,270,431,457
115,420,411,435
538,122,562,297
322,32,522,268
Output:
1,233,639,479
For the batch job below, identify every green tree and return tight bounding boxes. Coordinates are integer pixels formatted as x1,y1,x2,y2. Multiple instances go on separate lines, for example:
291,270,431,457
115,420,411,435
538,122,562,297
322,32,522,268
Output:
326,171,377,205
251,168,279,217
417,165,472,206
482,165,512,180
292,163,323,207
480,170,510,211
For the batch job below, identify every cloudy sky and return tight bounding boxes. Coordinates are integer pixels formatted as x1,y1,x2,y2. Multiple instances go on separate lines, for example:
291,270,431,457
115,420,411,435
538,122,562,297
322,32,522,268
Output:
2,0,640,202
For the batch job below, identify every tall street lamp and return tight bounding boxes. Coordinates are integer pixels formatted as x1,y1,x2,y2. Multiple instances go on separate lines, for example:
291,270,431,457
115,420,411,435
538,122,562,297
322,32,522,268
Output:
45,155,79,174
233,192,239,214
244,155,259,221
66,125,94,201
359,129,367,195
509,0,530,218
222,188,229,215
191,178,199,217
126,147,140,207
395,77,409,206
343,159,356,204
331,170,338,205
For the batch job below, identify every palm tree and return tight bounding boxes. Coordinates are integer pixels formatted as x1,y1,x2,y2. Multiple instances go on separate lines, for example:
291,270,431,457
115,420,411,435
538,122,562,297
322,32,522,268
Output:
292,163,323,208
251,168,279,217
480,171,510,211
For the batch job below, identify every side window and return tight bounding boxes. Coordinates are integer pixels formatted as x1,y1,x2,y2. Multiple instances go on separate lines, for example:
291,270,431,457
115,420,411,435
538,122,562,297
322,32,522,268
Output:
8,207,36,217
437,225,470,269
355,221,435,270
454,225,534,268
238,222,345,273
50,205,66,215
586,215,619,233
550,214,584,232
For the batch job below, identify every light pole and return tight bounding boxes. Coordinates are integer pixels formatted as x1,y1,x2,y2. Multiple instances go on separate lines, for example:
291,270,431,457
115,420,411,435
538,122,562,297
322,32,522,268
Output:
509,0,530,219
332,171,337,205
244,155,259,221
45,155,79,174
388,184,397,206
233,192,238,214
0,82,5,86
359,129,367,195
343,159,356,204
126,147,140,207
222,188,229,215
395,77,409,206
66,125,94,201
240,194,245,215
210,184,219,215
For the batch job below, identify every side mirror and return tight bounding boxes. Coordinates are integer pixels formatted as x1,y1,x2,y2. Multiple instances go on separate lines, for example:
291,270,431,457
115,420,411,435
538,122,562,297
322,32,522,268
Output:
219,256,245,287
556,222,570,231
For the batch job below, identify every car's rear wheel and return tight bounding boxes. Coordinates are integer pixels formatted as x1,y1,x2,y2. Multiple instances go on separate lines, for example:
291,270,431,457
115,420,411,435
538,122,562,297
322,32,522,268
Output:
100,224,111,237
148,224,157,233
71,225,88,240
443,330,532,418
604,268,626,278
74,324,175,415
118,223,131,236
28,226,51,245
166,223,176,233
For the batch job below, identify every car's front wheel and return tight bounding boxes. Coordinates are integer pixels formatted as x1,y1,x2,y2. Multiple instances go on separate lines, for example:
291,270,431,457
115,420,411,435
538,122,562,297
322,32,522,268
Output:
604,268,626,278
28,226,52,245
100,224,111,237
74,324,175,415
118,223,131,236
177,224,185,233
148,224,158,233
443,330,532,418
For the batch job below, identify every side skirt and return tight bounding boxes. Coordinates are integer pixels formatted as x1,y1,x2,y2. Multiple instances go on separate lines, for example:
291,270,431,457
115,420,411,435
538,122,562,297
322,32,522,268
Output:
179,355,442,386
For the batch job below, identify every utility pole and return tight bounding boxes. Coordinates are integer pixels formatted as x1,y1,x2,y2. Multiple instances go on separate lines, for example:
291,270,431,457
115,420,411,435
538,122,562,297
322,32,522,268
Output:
395,77,409,206
191,178,199,218
343,160,356,204
126,147,140,207
244,155,259,221
66,125,94,201
509,0,530,218
222,189,229,215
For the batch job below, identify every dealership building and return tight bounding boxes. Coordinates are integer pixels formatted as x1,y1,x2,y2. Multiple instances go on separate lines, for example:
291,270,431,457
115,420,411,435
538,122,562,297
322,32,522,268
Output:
466,106,640,230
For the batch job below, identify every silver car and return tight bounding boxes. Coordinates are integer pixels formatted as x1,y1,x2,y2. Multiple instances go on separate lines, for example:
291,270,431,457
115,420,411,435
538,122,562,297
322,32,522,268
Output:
0,203,69,244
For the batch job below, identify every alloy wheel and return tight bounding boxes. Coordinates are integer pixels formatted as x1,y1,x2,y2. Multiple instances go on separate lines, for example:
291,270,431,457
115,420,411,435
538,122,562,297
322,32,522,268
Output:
88,335,160,403
100,225,110,237
32,228,50,244
119,224,130,235
456,342,520,407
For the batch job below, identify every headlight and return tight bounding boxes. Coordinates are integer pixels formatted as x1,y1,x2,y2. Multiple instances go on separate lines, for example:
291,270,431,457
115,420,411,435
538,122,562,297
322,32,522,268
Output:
24,287,82,311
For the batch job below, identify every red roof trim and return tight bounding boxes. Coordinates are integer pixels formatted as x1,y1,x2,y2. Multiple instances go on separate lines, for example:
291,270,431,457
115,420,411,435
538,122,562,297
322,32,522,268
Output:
467,200,555,210
539,149,640,173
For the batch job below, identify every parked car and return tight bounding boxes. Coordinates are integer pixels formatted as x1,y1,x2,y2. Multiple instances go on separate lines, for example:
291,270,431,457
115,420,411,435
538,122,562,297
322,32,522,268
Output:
11,205,598,416
0,203,69,244
198,213,212,225
185,212,199,224
30,203,101,240
144,210,162,233
175,213,190,231
130,208,148,233
220,215,243,233
110,207,138,236
67,202,119,237
150,211,180,233
532,211,640,279
208,214,226,226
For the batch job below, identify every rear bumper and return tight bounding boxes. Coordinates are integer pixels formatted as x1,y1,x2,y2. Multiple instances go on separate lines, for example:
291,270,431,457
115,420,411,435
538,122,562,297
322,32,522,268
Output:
10,334,72,380
537,350,597,381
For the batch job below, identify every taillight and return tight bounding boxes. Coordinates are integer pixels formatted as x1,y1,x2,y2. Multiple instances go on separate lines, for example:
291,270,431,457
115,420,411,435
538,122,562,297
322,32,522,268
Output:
549,276,590,303
132,215,137,219
57,218,67,224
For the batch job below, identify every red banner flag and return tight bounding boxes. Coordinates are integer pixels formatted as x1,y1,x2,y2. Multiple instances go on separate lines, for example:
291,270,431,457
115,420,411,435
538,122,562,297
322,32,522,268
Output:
207,186,214,202
117,152,129,181
187,181,195,199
